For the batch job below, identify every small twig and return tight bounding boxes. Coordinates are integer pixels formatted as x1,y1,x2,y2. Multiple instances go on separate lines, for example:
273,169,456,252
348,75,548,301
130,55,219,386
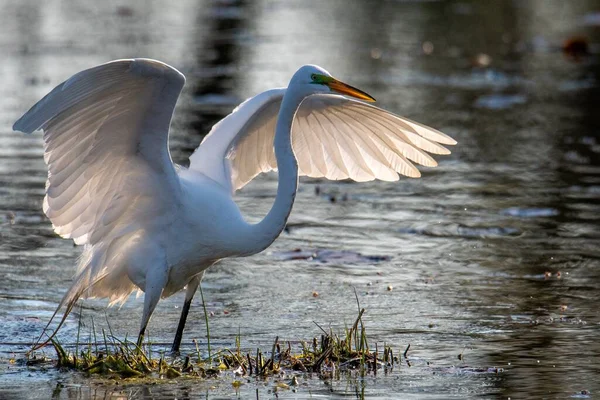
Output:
193,339,201,362
313,321,328,336
312,346,333,372
104,311,117,347
404,344,410,359
199,283,212,364
353,287,361,314
108,335,151,364
91,316,101,355
146,332,152,362
269,336,278,371
102,329,109,355
256,348,262,374
75,305,82,367
374,342,378,374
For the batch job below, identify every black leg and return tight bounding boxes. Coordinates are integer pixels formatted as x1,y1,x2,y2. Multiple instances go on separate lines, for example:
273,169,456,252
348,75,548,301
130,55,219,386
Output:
171,275,201,354
171,295,193,353
137,327,146,348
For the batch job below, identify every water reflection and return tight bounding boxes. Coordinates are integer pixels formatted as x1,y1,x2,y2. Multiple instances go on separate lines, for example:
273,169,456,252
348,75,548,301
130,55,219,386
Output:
0,0,599,398
190,0,248,141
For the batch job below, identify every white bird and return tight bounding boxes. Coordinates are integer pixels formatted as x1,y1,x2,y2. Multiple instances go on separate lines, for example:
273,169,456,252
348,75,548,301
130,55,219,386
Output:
13,59,456,353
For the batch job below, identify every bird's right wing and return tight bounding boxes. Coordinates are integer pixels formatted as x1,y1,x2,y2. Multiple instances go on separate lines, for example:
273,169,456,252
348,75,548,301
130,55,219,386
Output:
13,59,185,246
189,90,456,193
188,88,286,193
288,94,456,181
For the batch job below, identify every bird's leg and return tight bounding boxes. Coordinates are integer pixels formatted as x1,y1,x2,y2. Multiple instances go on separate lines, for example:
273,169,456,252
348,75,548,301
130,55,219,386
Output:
136,267,168,349
171,273,202,354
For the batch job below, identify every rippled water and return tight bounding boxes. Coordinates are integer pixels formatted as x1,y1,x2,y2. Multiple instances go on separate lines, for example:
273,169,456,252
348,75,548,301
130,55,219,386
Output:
1,0,599,398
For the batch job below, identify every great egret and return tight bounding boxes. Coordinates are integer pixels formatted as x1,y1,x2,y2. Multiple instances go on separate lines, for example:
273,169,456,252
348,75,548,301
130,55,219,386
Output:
13,59,456,353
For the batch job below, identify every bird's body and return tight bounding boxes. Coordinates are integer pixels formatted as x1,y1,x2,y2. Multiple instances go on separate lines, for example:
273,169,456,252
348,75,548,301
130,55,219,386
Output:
124,172,231,297
13,59,456,352
155,170,259,296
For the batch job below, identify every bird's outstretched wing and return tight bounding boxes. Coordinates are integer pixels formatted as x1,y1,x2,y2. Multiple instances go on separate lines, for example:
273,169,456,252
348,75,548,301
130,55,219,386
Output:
13,58,185,245
188,89,286,192
189,89,456,192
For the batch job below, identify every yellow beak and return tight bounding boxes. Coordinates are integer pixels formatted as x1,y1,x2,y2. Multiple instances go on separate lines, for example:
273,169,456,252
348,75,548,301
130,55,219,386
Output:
327,79,376,102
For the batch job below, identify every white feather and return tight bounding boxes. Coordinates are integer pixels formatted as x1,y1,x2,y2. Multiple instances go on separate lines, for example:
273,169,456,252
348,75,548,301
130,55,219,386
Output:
189,92,456,191
13,58,185,303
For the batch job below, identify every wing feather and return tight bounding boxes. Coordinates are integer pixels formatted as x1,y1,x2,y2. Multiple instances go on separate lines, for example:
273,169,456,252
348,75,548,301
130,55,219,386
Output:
324,110,383,180
309,112,350,179
297,114,328,176
190,89,285,192
314,111,370,180
347,107,437,167
189,88,456,192
13,58,184,245
336,107,416,179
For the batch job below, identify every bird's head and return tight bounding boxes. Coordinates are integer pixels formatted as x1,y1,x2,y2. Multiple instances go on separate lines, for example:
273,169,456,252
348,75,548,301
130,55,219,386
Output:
290,65,376,102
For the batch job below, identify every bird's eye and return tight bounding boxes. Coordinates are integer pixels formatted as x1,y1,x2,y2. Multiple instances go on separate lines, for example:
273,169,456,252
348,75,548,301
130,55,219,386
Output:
311,74,318,81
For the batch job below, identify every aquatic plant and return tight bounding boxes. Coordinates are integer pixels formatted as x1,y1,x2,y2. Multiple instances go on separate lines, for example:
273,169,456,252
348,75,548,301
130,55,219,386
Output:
34,304,398,381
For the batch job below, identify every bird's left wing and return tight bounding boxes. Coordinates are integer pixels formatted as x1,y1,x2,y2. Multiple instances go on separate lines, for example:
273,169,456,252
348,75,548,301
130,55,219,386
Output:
13,59,185,245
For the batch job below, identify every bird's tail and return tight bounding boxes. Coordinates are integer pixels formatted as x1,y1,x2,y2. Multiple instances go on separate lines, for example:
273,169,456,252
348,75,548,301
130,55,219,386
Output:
29,268,109,352
30,239,138,352
29,244,110,352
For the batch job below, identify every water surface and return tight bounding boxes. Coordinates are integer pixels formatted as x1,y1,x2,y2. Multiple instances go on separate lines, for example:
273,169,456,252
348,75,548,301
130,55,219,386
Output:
1,0,599,398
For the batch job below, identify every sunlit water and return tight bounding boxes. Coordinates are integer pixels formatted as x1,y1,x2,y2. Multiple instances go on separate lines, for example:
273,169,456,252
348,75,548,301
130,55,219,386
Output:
1,0,599,398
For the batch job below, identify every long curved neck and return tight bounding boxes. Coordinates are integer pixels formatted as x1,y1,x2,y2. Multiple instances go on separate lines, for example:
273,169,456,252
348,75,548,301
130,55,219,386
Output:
243,88,304,255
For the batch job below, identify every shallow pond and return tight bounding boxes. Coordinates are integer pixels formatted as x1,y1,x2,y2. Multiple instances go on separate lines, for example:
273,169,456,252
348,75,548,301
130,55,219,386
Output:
1,0,599,398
